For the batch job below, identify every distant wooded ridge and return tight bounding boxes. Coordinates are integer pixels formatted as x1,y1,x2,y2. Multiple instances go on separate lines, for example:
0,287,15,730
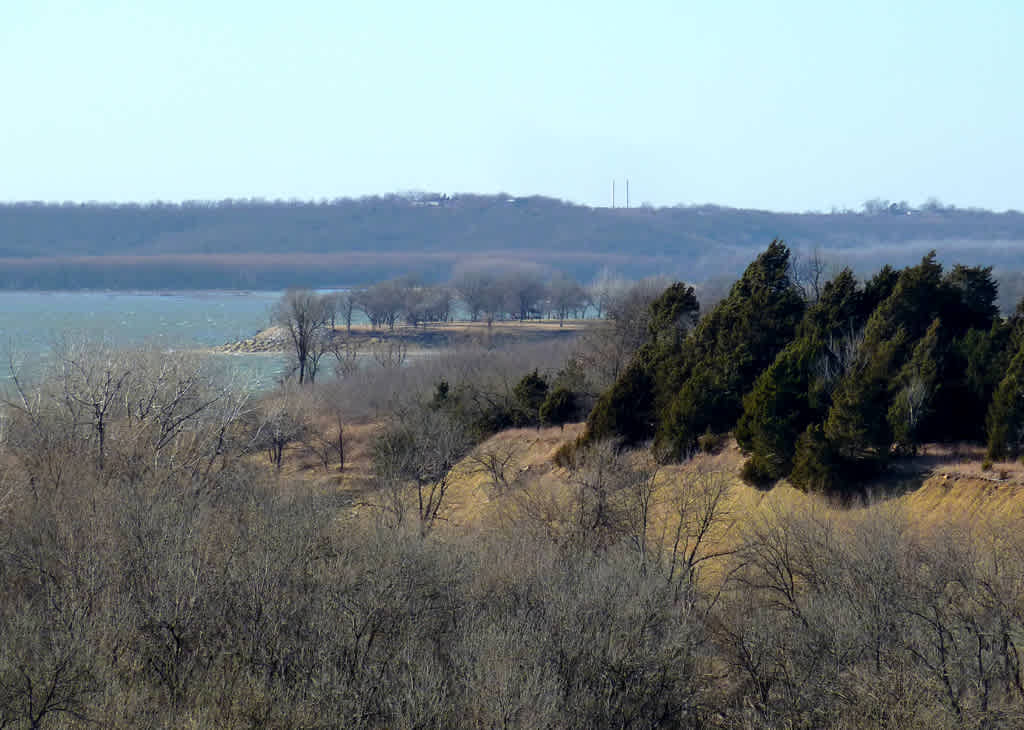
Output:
1,194,1023,290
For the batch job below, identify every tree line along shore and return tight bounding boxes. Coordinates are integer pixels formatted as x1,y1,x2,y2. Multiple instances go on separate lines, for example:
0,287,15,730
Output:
213,268,655,371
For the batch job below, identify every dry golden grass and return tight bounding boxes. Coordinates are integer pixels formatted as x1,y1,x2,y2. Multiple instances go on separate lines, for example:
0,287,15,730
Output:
263,408,1024,561
440,423,587,528
902,474,1024,527
246,416,378,497
439,429,1024,554
442,433,791,522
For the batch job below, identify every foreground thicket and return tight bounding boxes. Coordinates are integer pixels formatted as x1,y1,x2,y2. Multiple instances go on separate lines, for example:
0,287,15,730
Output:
2,345,1024,727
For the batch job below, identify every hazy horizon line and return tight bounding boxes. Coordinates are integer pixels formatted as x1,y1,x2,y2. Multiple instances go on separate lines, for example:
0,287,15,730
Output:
1,192,1020,216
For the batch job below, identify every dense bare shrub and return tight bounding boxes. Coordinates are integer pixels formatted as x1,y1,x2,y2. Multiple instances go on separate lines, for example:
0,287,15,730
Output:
716,505,1024,728
3,341,249,489
371,401,473,531
316,339,577,425
370,338,408,369
466,440,523,495
246,386,311,469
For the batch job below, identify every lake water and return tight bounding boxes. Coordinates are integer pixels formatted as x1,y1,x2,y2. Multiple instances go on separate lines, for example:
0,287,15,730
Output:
0,289,587,389
0,290,291,388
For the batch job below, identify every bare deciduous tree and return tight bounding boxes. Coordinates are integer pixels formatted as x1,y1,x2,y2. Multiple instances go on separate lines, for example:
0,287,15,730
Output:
359,279,406,331
272,289,331,385
55,338,132,471
622,453,661,569
334,290,360,334
500,269,547,322
303,328,334,384
330,339,361,378
588,266,628,320
815,325,866,389
657,467,736,592
452,270,493,323
467,440,522,495
371,339,408,369
371,403,472,533
790,246,833,304
575,276,671,391
566,440,632,545
404,285,453,328
249,389,311,469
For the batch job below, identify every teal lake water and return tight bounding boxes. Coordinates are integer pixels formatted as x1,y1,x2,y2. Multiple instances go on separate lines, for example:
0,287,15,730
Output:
0,290,290,387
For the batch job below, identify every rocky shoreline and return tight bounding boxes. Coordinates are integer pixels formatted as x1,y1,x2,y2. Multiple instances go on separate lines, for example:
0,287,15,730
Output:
214,326,290,353
212,325,431,355
213,320,588,355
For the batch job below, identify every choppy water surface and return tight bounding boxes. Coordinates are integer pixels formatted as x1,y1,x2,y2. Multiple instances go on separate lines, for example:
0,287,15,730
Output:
0,290,288,388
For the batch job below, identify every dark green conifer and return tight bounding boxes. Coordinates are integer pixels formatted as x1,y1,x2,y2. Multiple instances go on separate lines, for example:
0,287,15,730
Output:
540,387,577,430
888,318,941,455
513,370,549,426
654,240,805,458
790,424,841,493
737,336,824,483
987,341,1024,460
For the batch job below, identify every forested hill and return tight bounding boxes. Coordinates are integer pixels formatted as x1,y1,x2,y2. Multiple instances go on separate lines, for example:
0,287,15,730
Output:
2,195,1024,290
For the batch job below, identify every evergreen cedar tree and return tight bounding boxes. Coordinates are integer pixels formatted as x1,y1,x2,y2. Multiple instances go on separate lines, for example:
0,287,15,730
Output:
586,240,803,459
429,369,573,437
513,370,550,426
988,334,1024,460
584,241,1024,496
540,387,577,430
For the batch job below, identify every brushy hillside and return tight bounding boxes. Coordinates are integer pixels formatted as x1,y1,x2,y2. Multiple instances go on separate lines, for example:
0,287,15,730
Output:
438,425,1024,551
6,337,1024,727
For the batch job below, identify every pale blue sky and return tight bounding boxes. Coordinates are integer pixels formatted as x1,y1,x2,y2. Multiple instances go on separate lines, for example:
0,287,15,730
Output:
2,0,1021,211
